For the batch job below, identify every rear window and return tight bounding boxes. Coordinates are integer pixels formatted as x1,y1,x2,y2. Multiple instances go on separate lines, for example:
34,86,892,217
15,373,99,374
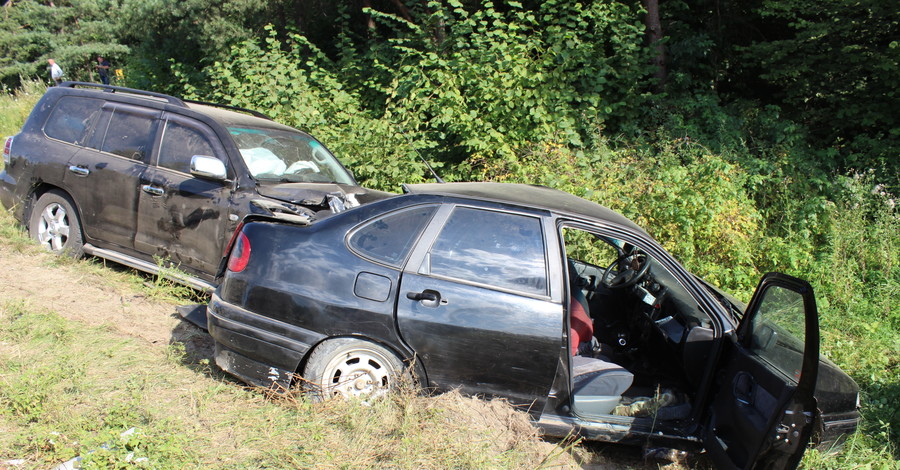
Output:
100,107,158,161
348,205,437,267
43,96,103,146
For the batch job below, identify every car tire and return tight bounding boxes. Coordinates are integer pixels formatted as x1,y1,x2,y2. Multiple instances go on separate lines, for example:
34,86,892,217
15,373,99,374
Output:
302,338,407,402
29,190,84,258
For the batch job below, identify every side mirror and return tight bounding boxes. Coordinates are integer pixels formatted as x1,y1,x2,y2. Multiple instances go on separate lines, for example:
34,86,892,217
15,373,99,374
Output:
190,155,227,181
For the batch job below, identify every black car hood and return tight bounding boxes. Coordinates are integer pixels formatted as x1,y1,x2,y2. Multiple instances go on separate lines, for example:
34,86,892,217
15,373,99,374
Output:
256,182,394,208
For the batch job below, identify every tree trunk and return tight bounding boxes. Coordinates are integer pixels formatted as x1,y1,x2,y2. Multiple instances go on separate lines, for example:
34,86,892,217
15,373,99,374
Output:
642,0,667,91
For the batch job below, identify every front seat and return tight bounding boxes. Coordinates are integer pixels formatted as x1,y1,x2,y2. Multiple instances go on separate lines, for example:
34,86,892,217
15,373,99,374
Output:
568,261,634,416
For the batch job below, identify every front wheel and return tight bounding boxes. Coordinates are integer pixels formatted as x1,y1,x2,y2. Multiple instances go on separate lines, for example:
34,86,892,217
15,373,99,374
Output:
302,338,406,402
29,190,84,257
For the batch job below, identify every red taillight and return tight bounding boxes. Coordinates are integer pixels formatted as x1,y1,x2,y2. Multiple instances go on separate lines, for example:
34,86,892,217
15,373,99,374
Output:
227,231,251,272
2,136,12,163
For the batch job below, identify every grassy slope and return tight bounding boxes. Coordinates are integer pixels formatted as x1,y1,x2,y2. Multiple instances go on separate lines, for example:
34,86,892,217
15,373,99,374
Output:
0,213,591,469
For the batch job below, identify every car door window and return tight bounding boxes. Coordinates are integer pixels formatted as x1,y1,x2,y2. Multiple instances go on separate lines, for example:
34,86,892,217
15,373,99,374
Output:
428,207,547,296
43,96,103,146
100,107,158,161
747,286,808,381
348,205,437,267
158,119,219,174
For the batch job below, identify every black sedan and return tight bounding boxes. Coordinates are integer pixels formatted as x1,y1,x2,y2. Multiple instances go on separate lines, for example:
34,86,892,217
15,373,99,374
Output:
206,182,859,470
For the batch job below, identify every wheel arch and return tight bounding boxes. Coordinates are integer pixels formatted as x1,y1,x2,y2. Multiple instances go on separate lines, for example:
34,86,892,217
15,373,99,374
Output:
24,182,80,227
292,334,430,390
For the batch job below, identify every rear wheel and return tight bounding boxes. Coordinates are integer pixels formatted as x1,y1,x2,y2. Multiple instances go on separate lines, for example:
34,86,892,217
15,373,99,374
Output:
302,338,406,402
29,190,84,257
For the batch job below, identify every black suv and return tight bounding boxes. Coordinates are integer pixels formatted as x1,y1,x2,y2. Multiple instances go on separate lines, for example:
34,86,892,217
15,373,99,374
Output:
0,82,389,290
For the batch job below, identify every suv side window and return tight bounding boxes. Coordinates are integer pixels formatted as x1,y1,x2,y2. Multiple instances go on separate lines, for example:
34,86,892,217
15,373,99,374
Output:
43,96,103,146
100,106,158,161
428,207,547,296
158,119,219,174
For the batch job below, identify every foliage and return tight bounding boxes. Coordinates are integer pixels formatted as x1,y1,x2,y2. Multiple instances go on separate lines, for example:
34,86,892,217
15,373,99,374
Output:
660,0,899,191
195,1,652,191
737,0,900,188
810,173,899,454
0,79,43,140
0,0,129,88
194,29,429,192
115,0,279,93
379,0,652,166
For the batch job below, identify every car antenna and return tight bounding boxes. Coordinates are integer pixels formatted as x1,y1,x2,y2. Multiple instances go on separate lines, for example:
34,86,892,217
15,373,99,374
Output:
401,129,444,183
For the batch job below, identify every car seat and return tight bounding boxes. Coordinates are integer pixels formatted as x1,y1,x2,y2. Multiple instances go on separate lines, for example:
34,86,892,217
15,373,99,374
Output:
568,260,634,416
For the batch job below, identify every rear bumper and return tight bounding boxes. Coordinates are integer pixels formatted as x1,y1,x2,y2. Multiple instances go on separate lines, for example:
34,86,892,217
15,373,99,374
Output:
207,294,326,389
0,170,21,219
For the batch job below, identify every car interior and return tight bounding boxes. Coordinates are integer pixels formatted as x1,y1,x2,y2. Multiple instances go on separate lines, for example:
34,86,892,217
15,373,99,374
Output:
563,227,716,423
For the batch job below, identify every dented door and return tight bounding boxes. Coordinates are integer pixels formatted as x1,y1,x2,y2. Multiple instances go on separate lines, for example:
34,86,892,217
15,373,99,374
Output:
134,114,234,278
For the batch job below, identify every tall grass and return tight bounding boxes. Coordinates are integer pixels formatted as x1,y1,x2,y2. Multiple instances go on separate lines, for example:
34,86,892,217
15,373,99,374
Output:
0,80,43,139
0,301,578,469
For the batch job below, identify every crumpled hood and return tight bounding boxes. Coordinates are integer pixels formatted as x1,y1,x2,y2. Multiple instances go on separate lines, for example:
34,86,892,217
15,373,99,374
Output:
255,182,394,208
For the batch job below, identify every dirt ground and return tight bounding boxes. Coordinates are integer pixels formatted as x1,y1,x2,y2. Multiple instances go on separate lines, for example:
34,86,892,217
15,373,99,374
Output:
0,244,696,469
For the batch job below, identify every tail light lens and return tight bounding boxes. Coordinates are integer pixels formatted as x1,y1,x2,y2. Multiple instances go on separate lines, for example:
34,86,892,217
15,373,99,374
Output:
227,231,251,272
3,136,12,165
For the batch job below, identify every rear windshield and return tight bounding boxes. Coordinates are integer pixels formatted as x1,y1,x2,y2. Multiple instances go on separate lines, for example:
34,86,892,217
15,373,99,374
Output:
228,126,354,185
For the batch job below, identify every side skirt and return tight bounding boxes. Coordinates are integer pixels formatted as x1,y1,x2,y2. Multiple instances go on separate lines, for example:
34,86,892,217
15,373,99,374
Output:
83,243,216,292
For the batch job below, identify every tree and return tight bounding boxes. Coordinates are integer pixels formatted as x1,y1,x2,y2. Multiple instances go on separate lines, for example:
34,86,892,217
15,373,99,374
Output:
0,0,128,88
641,0,666,91
738,0,899,183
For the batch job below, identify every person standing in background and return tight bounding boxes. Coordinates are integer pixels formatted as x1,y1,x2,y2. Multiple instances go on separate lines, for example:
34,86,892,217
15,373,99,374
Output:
48,59,63,85
96,56,111,85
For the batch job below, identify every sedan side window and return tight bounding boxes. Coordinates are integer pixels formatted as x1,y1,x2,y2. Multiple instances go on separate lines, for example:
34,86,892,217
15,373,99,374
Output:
158,120,218,174
747,286,807,382
349,205,437,268
428,207,547,296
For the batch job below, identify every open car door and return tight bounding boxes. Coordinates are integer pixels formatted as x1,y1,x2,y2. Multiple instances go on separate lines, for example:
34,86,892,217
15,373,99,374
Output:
704,272,820,470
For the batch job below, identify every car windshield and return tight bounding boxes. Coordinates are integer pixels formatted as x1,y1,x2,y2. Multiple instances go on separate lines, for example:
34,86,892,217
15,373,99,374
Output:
227,126,355,185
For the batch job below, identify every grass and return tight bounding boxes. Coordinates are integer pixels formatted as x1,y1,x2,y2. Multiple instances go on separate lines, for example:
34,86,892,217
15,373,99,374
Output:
0,80,43,138
0,299,584,469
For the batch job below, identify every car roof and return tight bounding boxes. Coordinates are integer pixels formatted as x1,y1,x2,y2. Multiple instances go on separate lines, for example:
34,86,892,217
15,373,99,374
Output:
405,182,645,233
51,82,300,133
185,102,298,131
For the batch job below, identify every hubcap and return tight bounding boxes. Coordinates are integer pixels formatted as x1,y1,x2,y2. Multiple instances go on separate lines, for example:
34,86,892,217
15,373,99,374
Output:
37,203,70,252
322,348,394,399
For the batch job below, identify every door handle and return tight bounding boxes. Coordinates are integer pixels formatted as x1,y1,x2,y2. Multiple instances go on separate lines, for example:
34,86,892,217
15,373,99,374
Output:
406,289,448,307
67,165,89,176
141,184,164,196
406,291,438,302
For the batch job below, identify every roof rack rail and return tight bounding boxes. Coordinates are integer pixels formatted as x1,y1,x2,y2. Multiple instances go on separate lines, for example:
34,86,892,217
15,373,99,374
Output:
182,99,273,120
57,82,272,120
59,81,187,107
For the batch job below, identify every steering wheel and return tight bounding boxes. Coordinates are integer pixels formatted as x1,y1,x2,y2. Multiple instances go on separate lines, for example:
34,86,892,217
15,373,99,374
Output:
601,250,651,289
